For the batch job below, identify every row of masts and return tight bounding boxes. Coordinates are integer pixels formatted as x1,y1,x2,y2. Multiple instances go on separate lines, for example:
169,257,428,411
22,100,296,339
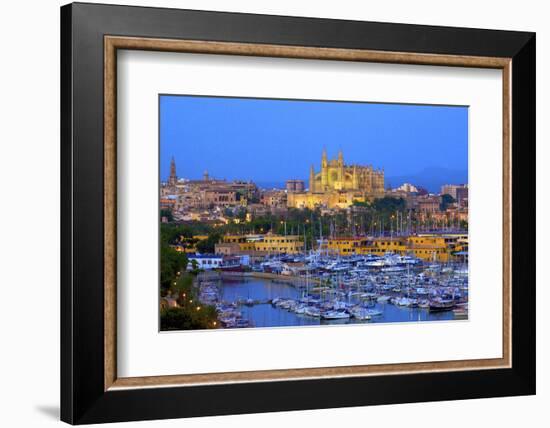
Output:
245,210,464,240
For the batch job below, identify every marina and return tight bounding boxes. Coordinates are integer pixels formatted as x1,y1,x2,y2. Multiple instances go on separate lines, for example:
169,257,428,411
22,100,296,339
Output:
196,252,468,329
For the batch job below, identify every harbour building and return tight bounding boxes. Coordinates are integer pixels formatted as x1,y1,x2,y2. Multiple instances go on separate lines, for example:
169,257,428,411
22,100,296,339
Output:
212,233,305,255
254,234,305,254
325,234,468,262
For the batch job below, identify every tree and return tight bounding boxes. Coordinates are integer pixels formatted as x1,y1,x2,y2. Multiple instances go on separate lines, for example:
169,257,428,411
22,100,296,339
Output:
352,200,370,208
160,306,218,330
235,207,247,222
196,232,221,254
160,209,173,222
371,196,406,213
160,244,188,292
440,194,455,211
171,272,193,296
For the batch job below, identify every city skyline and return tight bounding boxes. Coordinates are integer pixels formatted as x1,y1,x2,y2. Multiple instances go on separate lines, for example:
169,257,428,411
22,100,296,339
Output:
160,95,468,191
159,94,469,331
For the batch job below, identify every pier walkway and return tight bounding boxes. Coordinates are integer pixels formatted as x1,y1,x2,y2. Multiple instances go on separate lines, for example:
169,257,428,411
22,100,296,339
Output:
197,270,320,288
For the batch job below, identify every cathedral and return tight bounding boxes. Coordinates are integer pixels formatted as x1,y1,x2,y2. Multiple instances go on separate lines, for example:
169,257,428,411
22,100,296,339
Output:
287,149,385,209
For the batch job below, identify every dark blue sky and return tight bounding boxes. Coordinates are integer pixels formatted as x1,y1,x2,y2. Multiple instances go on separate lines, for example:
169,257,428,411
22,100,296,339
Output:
160,95,468,190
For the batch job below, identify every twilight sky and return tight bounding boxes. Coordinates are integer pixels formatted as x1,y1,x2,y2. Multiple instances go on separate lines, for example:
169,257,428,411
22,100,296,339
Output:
160,95,468,190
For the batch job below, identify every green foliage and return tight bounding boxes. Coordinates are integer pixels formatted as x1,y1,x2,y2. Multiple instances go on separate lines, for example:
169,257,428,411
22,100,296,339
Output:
196,232,222,254
235,207,247,221
160,245,188,292
160,222,212,245
247,195,260,204
440,194,455,211
161,272,219,330
160,307,196,330
371,196,406,213
160,306,218,330
161,224,191,245
160,223,191,291
189,259,200,274
160,209,174,222
171,272,193,295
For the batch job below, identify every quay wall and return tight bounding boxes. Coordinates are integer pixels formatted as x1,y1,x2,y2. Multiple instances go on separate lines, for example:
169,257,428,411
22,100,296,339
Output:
219,271,321,286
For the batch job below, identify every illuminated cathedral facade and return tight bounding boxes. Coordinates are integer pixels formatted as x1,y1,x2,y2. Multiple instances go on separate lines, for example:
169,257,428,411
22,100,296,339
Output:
287,149,385,209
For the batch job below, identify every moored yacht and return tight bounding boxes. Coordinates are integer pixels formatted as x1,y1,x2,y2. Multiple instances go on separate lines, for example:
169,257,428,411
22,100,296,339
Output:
321,310,350,320
350,308,372,320
304,306,321,318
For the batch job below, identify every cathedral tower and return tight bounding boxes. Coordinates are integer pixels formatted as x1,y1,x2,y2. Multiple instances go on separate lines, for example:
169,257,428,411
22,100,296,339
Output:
321,148,328,190
337,149,344,182
352,164,359,189
309,165,315,193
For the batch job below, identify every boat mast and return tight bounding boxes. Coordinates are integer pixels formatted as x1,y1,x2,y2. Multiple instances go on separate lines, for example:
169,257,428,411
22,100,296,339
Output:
303,223,307,254
319,216,323,256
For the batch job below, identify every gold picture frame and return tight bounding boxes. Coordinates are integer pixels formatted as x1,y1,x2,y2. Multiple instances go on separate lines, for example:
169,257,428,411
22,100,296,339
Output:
103,36,512,391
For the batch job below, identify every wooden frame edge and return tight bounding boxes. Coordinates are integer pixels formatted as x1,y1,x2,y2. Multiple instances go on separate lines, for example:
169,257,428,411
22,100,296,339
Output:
104,37,117,390
502,61,513,369
103,35,512,391
109,357,508,390
105,35,511,68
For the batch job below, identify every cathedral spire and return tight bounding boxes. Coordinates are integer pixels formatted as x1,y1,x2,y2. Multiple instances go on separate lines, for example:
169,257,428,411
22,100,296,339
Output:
309,164,315,194
337,149,344,181
321,148,328,189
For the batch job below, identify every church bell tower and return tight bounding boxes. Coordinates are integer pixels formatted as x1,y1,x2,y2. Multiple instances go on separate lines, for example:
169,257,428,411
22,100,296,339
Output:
168,156,177,186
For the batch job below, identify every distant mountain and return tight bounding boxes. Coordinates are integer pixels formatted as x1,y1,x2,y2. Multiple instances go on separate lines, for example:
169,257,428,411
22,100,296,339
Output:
386,167,468,193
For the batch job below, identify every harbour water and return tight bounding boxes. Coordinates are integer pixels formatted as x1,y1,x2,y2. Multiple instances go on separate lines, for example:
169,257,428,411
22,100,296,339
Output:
220,277,455,328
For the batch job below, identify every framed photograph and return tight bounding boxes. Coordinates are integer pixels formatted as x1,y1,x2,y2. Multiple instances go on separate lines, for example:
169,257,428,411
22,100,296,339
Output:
61,2,535,424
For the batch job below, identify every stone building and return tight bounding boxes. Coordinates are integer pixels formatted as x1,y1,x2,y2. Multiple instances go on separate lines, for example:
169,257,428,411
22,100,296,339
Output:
161,158,259,211
287,149,385,209
286,179,305,192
